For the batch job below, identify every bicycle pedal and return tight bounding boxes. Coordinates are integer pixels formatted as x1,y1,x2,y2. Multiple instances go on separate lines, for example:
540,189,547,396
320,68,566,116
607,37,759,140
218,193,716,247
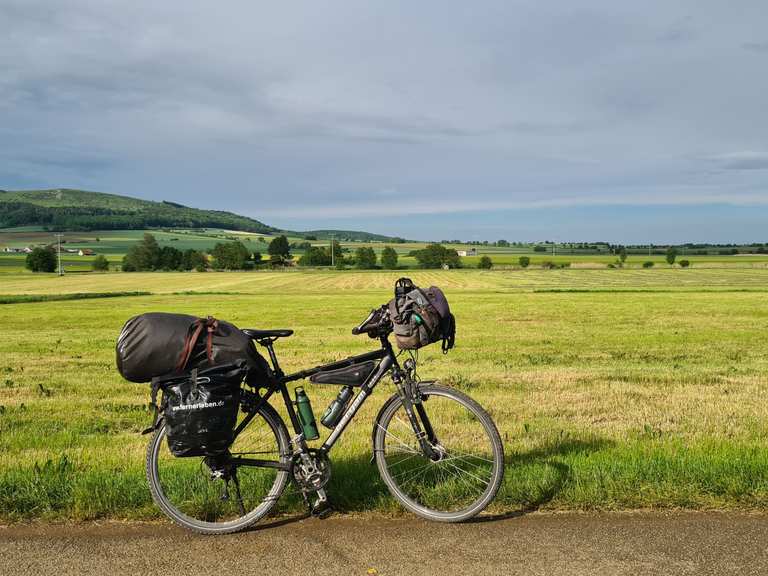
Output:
311,501,334,519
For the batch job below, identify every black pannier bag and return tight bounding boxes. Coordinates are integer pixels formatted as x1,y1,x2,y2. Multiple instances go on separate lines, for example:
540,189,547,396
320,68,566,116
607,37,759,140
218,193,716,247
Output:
309,360,377,387
388,278,456,352
160,362,246,457
116,313,271,385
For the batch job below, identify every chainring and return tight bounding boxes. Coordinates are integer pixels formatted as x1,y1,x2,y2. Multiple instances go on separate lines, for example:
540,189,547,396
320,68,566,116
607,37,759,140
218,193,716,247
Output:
291,448,332,492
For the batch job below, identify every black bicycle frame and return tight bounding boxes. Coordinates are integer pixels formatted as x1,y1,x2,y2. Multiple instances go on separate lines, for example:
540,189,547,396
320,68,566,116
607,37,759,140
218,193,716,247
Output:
232,335,402,462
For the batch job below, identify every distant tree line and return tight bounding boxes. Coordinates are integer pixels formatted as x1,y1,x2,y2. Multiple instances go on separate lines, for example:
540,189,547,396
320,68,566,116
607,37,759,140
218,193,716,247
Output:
120,233,297,272
0,201,277,233
409,244,462,269
295,242,400,270
122,234,208,272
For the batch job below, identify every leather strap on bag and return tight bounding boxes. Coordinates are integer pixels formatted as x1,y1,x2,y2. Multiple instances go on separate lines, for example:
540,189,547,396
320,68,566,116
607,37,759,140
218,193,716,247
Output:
205,317,218,365
176,316,219,373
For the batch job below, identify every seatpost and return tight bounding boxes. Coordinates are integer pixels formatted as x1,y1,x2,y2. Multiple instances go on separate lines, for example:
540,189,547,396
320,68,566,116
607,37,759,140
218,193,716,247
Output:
261,339,284,378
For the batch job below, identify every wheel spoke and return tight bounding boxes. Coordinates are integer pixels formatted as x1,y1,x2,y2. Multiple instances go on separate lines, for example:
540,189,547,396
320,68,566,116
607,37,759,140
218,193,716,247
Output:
377,386,502,519
148,409,290,533
377,423,419,454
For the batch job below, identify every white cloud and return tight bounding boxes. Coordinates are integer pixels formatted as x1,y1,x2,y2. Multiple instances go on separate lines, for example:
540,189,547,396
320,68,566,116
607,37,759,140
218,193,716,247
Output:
1,0,768,237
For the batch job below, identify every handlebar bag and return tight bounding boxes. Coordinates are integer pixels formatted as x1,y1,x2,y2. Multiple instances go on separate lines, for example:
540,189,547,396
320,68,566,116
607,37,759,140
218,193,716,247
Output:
388,280,456,352
309,361,377,387
160,362,246,457
116,312,271,385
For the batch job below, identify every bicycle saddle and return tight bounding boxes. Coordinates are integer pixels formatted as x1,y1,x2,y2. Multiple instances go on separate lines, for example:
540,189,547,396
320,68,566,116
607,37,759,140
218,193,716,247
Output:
242,329,294,340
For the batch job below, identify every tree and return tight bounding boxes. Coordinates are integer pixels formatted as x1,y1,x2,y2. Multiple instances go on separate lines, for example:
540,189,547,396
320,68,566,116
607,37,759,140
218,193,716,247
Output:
533,246,547,252
122,233,161,271
25,247,57,272
268,235,291,264
298,246,330,266
679,259,691,268
643,261,654,268
518,256,530,268
478,256,493,269
305,235,317,241
496,240,509,247
413,244,461,269
618,246,627,263
92,254,109,271
181,249,206,271
158,246,183,270
666,247,678,265
355,247,377,269
381,246,398,269
211,242,251,270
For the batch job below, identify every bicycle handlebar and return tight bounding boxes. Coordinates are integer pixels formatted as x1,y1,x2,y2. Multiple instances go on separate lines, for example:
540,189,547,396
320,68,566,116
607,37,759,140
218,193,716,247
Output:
352,309,375,335
352,305,390,336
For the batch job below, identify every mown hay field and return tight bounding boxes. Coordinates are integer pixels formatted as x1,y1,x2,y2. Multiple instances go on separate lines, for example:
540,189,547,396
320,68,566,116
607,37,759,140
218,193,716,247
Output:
1,268,768,520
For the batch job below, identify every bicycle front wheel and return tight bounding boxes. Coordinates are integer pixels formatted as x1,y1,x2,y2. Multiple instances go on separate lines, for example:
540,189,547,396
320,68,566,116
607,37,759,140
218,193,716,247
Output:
146,403,291,535
373,384,504,522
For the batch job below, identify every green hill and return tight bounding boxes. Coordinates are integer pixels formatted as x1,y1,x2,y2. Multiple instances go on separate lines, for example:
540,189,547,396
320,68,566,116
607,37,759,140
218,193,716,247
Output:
302,229,406,242
0,189,280,233
0,188,412,241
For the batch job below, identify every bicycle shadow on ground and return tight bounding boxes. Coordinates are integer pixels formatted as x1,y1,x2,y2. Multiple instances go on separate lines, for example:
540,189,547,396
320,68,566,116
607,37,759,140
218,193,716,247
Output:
467,436,612,524
243,437,611,531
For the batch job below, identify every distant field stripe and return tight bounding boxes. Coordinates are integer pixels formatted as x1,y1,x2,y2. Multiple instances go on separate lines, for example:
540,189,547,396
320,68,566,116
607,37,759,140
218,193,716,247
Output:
0,291,152,304
533,288,768,293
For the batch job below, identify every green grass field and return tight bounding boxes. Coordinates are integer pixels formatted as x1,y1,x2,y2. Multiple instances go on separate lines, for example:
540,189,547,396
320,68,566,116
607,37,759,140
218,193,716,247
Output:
1,268,768,520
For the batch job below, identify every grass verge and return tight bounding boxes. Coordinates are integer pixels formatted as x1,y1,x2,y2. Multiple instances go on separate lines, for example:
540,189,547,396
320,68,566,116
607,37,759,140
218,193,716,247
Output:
0,292,152,304
1,270,768,520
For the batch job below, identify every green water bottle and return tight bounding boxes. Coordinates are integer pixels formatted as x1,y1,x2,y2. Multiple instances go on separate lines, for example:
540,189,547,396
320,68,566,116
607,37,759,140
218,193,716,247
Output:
295,387,320,440
321,386,354,429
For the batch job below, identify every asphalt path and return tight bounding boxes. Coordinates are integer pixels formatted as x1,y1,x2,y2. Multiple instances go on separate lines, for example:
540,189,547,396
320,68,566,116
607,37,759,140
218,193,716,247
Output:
1,512,766,576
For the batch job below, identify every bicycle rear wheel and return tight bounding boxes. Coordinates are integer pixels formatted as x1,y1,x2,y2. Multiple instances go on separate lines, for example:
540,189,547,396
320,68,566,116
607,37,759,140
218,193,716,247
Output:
146,403,291,534
373,383,504,522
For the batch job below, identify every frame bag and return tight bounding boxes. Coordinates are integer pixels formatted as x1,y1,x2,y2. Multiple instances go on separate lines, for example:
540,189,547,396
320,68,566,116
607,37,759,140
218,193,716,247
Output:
388,278,456,352
160,362,246,457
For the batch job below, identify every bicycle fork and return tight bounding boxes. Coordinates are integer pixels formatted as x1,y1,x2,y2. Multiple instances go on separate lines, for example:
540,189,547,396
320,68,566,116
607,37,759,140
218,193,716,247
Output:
397,378,441,460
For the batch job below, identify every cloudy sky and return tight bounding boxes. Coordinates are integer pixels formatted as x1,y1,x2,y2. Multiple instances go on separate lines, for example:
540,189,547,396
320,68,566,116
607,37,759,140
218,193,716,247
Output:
2,1,767,242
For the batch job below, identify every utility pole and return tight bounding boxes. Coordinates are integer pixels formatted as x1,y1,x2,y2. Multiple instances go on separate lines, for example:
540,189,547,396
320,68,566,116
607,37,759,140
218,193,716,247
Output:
55,233,63,276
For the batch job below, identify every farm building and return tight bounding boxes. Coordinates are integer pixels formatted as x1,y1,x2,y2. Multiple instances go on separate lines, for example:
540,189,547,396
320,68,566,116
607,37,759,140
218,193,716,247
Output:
457,248,477,257
78,249,95,256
